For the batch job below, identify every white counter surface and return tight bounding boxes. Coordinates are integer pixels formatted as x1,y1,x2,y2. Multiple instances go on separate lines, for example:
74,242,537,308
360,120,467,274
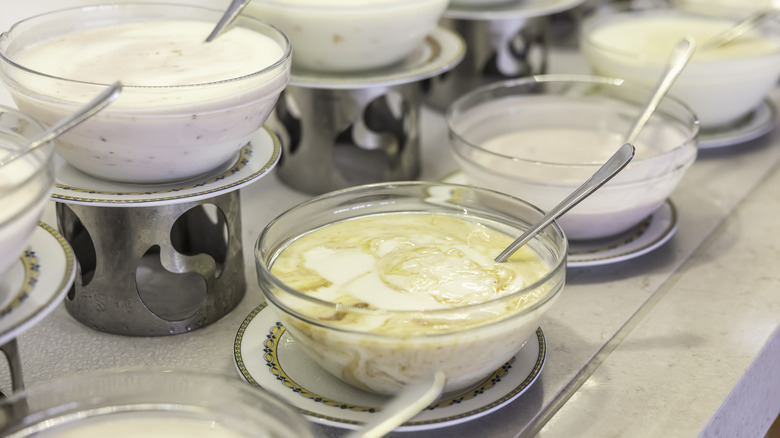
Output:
0,1,778,437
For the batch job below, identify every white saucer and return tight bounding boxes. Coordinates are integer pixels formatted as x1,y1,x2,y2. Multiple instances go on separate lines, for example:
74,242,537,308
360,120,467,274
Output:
234,304,546,432
0,223,75,346
445,0,586,20
439,172,678,267
567,201,678,267
289,26,465,89
51,127,281,207
698,99,777,149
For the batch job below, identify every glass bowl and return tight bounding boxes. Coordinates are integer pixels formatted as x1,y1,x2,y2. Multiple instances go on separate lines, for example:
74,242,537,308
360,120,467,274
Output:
255,181,567,395
0,105,53,278
0,3,292,184
0,369,315,437
245,0,449,72
446,74,699,241
580,2,780,128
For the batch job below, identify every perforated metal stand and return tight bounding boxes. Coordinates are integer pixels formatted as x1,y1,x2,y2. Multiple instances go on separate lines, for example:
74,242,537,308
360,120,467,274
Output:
0,339,24,394
424,14,550,111
56,190,245,336
272,82,421,195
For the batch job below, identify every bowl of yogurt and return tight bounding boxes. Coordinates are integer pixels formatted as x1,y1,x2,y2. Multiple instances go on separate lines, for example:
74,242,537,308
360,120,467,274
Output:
0,3,292,184
447,74,698,241
245,0,449,72
0,105,54,278
580,3,780,128
255,181,567,395
0,369,315,438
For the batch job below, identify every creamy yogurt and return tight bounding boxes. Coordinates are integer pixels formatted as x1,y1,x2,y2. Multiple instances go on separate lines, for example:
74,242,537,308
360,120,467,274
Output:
268,212,557,394
450,93,697,239
582,9,780,126
0,7,291,183
14,21,284,106
9,413,260,438
0,134,52,277
245,0,449,72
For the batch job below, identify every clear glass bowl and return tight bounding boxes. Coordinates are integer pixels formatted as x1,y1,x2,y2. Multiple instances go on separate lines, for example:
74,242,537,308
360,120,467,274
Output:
245,0,449,72
255,181,567,395
0,105,53,278
0,3,292,184
447,74,699,241
580,2,780,127
0,369,315,437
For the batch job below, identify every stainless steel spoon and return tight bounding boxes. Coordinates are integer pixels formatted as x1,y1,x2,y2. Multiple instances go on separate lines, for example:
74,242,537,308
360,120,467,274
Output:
345,370,446,438
624,36,696,145
699,6,779,51
494,38,696,263
494,143,635,263
0,81,122,168
205,0,252,43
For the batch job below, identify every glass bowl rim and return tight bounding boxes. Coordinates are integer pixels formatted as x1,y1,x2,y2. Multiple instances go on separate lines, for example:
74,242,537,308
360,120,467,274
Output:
254,181,568,336
0,2,293,89
446,73,700,173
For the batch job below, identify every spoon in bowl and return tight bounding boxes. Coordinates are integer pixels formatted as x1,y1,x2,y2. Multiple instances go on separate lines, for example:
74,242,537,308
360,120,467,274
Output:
205,0,252,43
699,6,779,51
345,370,446,438
495,37,696,263
0,81,122,168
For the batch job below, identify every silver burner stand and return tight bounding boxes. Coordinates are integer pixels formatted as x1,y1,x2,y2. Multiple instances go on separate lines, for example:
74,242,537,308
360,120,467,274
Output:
56,190,245,337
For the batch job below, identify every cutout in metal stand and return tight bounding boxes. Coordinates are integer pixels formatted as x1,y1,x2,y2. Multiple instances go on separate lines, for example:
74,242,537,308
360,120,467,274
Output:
424,13,550,111
56,191,245,337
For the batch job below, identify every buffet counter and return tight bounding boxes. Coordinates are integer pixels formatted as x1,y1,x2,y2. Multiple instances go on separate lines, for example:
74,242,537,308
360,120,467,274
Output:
0,1,778,437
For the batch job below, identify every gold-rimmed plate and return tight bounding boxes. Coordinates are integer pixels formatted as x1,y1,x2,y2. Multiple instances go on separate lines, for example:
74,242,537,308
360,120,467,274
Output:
50,127,280,207
234,304,546,432
0,223,75,345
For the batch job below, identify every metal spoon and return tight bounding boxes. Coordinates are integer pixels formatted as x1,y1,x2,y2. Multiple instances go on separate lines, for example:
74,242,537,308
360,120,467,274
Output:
624,36,696,145
494,38,695,263
699,6,779,51
0,81,122,168
494,143,635,263
345,370,446,438
205,0,251,43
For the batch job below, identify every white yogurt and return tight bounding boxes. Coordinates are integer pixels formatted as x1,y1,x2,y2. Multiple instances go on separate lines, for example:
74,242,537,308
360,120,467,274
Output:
268,212,557,394
2,11,291,183
582,10,780,126
451,95,697,240
10,413,260,438
245,0,449,72
0,138,52,277
15,21,284,105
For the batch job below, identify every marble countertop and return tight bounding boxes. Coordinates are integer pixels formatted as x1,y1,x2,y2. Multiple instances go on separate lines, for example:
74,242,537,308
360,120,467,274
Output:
0,1,778,437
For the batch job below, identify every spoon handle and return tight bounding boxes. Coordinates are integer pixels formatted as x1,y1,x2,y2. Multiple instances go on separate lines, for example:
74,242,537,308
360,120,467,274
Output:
0,81,122,168
205,0,251,43
345,370,446,438
700,7,779,50
624,37,695,145
494,143,635,263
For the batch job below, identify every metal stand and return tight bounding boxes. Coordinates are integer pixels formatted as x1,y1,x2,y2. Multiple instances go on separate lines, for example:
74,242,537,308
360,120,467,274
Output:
0,339,24,395
56,190,245,336
272,83,421,195
424,12,550,111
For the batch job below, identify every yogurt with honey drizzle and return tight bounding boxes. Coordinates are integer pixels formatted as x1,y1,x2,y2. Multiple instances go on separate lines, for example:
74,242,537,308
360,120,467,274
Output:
268,212,555,394
0,10,290,183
